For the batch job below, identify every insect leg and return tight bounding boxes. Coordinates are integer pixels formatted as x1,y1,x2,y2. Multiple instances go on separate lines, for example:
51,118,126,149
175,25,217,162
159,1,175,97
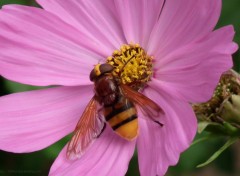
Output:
96,122,106,138
153,120,164,127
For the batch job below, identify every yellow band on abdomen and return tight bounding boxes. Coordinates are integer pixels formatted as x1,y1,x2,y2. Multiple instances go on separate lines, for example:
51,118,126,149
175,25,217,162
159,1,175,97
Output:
114,118,138,141
107,107,136,127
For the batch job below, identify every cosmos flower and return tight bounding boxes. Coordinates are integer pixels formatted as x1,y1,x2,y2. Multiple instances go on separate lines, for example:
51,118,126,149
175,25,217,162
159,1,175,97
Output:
0,0,238,175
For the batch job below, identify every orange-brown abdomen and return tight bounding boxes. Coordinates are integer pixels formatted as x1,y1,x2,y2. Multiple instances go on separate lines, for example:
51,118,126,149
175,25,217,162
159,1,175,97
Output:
104,96,138,140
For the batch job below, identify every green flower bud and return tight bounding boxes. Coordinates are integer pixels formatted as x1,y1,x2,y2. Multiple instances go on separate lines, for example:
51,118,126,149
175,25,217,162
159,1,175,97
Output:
219,95,240,125
193,69,240,135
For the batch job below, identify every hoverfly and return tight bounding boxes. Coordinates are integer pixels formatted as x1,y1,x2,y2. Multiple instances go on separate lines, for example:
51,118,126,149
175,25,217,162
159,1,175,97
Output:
67,63,163,160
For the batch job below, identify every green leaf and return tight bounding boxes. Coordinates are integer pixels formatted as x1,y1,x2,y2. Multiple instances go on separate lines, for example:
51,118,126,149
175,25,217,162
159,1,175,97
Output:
197,137,239,168
0,0,28,6
4,80,43,92
198,122,212,133
191,134,219,146
222,121,240,136
198,121,230,136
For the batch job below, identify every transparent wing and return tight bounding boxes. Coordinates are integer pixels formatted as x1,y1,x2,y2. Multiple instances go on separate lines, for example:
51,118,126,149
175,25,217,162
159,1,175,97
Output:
66,96,104,160
120,84,164,123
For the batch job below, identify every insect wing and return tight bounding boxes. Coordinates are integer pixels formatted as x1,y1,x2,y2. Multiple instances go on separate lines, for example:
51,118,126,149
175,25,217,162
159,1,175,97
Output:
67,96,104,160
120,84,163,122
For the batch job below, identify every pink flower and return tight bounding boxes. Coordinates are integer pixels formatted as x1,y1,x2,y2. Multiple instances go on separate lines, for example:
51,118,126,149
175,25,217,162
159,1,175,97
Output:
0,0,238,175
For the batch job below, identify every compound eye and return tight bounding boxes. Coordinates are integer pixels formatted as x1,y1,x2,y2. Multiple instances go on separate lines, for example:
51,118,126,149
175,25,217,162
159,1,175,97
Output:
99,64,114,74
89,69,96,82
89,64,114,82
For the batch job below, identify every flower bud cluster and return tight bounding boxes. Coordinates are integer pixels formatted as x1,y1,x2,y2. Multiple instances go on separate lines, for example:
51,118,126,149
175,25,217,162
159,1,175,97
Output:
193,70,240,130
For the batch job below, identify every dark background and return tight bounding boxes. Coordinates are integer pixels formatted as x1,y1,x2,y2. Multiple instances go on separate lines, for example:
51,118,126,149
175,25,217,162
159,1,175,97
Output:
0,0,240,175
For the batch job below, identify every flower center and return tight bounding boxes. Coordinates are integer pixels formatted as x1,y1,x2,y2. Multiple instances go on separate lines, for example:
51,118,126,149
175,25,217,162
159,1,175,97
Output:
106,43,153,90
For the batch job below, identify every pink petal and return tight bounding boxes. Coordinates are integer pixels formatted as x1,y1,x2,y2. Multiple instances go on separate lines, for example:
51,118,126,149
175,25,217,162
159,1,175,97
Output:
152,26,238,103
49,126,135,176
148,0,222,57
0,5,104,86
37,0,126,56
0,86,93,153
113,0,165,48
137,87,197,176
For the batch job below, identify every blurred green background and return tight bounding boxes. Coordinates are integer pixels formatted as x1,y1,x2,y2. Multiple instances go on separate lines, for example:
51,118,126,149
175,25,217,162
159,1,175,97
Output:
0,0,240,175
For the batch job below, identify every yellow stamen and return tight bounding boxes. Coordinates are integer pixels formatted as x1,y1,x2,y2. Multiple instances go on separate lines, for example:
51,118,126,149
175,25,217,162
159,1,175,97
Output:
107,43,153,90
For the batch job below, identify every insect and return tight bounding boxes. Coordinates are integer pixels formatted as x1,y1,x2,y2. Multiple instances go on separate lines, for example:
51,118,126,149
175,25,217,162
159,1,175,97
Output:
67,63,163,160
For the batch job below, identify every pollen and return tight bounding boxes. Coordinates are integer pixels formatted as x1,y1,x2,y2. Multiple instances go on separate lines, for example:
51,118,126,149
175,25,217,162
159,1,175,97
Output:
107,43,153,90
